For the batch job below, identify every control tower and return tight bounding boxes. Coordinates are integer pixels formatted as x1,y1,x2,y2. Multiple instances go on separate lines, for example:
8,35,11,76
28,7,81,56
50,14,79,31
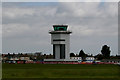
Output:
50,25,72,60
44,25,74,61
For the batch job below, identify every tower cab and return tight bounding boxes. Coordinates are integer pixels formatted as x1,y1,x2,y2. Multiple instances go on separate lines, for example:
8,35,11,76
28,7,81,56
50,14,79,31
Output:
53,25,68,31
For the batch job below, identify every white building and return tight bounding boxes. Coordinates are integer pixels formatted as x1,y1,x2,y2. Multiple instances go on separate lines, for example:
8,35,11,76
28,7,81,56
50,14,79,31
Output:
70,57,95,62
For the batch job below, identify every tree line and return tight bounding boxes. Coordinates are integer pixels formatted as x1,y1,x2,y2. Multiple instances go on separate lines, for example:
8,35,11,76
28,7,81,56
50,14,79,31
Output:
70,45,119,60
2,45,119,61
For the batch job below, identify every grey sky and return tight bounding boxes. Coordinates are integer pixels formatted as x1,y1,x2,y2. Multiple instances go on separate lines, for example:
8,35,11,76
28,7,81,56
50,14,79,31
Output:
2,2,118,55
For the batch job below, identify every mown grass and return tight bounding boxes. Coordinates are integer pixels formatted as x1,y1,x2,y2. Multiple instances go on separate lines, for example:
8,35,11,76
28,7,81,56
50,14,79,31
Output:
2,64,120,80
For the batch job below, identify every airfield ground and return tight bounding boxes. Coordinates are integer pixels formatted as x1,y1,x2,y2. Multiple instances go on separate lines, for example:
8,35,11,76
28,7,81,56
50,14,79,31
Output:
2,64,120,80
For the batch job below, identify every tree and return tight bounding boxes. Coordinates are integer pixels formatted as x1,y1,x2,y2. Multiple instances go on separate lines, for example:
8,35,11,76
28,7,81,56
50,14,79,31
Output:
12,53,15,58
94,54,103,60
70,53,75,57
79,50,86,61
101,45,111,59
76,54,79,57
35,52,42,56
47,54,53,59
79,50,85,57
7,53,11,59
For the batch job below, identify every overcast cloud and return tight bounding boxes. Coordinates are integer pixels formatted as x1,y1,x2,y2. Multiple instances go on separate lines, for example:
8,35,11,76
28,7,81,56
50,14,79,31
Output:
2,2,118,55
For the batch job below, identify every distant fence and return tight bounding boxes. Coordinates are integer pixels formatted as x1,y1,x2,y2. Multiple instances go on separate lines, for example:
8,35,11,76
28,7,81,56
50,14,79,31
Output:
3,60,120,65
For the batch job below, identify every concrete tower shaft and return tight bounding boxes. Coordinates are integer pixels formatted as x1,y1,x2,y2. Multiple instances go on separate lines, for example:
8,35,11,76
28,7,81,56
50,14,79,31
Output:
49,25,72,60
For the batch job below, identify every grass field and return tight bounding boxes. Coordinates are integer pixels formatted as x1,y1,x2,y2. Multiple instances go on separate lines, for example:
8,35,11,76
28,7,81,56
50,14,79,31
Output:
2,64,120,80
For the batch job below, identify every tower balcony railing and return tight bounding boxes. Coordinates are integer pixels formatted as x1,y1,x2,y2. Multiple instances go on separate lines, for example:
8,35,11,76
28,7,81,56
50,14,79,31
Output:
49,30,72,33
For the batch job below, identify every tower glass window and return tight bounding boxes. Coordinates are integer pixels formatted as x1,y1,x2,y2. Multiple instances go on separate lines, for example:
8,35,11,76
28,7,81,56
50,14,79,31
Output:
53,25,68,31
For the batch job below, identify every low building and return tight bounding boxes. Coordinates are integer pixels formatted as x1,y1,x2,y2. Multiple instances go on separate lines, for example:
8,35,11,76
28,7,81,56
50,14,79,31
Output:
101,59,120,63
20,57,30,61
70,57,95,62
2,53,31,63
